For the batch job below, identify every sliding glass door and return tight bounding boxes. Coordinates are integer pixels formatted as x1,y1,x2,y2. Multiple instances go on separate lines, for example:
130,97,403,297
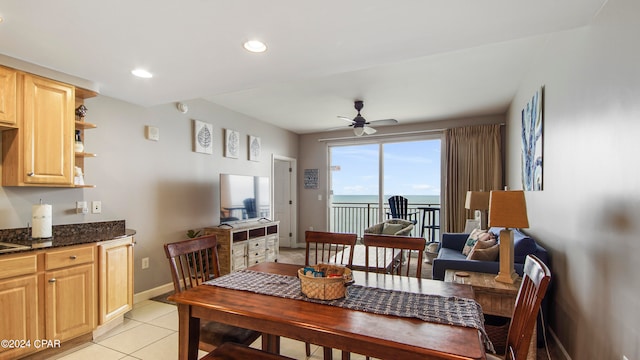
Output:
329,138,441,238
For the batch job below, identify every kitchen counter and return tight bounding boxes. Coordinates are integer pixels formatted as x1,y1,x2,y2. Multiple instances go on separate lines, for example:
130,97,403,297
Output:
0,220,135,254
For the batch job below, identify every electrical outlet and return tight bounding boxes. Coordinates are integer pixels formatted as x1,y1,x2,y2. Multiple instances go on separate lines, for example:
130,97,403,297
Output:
76,201,88,214
92,201,101,214
141,257,149,269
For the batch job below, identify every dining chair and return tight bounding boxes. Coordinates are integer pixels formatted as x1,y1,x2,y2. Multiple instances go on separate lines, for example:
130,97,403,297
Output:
355,233,427,360
486,255,551,360
386,195,418,224
362,233,426,277
164,235,262,352
304,230,357,360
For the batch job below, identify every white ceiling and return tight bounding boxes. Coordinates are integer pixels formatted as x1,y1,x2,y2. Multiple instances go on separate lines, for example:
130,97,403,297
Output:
0,0,606,134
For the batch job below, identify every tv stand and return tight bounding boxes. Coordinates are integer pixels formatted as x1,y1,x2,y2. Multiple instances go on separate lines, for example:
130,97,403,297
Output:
204,220,279,275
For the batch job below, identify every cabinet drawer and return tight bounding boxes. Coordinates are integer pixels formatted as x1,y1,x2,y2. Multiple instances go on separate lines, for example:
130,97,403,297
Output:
0,253,38,280
248,255,265,266
248,247,265,261
248,238,266,251
45,245,95,270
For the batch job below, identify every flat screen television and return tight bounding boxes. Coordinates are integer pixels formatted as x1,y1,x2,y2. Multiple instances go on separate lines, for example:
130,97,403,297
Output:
219,174,271,224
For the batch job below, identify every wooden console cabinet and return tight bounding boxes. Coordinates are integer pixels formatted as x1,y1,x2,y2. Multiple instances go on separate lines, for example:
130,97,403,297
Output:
204,221,279,275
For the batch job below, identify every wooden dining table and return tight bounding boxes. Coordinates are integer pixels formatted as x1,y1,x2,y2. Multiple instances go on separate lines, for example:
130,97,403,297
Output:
170,262,487,360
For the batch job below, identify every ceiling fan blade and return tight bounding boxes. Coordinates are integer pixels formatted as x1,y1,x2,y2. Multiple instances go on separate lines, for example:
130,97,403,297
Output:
325,126,349,131
368,119,398,126
363,126,377,135
337,116,354,123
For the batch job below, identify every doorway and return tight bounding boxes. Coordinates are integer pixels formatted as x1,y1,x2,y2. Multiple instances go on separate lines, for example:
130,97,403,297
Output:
273,155,297,248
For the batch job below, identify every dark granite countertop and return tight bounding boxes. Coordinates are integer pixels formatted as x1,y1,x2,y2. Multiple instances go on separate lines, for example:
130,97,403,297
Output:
0,220,135,255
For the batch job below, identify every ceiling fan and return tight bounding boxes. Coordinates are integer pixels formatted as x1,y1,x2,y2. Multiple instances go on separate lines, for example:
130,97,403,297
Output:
334,100,398,136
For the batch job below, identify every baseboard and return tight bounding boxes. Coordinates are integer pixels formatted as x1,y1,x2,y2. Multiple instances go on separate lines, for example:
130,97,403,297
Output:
549,327,572,360
133,282,174,304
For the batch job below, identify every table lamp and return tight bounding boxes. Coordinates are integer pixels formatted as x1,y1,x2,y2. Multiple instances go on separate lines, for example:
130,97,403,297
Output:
465,191,490,229
488,190,529,284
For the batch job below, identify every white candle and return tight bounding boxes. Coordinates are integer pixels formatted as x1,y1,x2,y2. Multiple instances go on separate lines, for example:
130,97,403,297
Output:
32,204,52,238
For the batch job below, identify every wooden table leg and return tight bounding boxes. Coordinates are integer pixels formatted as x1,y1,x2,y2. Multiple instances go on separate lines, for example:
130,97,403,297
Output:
263,333,281,354
177,303,200,360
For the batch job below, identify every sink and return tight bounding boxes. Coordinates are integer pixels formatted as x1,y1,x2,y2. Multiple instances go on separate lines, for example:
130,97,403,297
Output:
0,242,31,253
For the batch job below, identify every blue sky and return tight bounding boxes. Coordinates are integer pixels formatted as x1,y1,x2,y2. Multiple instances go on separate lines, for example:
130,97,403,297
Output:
330,139,441,196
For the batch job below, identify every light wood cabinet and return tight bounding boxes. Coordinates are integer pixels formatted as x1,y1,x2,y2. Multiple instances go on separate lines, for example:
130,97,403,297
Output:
44,245,96,342
204,221,279,275
2,72,75,186
98,236,134,324
0,253,39,360
0,66,18,128
1,66,98,187
0,236,133,358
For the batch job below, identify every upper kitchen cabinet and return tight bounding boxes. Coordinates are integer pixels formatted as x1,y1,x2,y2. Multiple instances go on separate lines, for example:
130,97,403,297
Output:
1,69,97,187
0,66,18,129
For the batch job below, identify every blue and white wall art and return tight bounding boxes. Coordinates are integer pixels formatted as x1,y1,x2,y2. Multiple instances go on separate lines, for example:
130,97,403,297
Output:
521,87,543,191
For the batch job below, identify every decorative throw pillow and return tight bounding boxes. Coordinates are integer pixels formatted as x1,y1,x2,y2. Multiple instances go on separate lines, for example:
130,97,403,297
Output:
462,228,489,256
382,222,405,235
466,237,496,259
467,243,500,261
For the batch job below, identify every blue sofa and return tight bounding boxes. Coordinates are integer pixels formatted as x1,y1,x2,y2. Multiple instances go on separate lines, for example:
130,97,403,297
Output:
432,227,549,281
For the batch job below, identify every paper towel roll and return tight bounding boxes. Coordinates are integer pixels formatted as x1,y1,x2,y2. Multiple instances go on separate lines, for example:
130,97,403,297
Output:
32,204,52,238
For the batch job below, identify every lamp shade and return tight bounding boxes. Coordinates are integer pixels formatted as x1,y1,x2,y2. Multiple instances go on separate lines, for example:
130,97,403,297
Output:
488,190,529,228
465,191,489,210
353,127,365,136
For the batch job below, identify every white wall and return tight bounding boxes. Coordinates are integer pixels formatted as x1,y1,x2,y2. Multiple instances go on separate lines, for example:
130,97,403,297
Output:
505,0,640,358
0,92,298,293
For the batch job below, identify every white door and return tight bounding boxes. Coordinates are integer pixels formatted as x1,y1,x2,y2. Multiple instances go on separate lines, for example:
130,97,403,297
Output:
273,156,297,247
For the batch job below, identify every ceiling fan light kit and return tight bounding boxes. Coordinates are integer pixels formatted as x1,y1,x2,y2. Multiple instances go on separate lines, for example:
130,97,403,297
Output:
333,100,398,137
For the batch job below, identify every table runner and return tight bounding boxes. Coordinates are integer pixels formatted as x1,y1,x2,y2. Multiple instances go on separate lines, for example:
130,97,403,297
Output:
205,270,494,353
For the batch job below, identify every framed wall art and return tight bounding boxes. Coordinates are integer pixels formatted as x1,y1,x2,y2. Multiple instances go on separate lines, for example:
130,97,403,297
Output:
521,86,544,191
225,129,240,158
193,120,213,154
249,135,261,161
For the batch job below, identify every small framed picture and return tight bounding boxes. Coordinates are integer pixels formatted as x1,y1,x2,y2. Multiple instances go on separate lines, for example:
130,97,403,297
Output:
225,129,239,158
193,120,213,154
249,135,261,161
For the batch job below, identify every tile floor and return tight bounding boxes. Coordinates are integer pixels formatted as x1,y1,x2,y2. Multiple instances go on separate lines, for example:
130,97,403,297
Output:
51,299,370,360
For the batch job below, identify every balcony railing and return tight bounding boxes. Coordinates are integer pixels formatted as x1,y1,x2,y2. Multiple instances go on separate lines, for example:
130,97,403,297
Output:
329,202,440,241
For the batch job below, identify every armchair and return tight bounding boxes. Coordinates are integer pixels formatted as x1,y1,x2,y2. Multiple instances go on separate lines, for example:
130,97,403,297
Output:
364,219,414,236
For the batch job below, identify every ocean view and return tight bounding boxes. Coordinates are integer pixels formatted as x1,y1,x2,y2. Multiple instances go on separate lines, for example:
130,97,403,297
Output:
332,195,440,205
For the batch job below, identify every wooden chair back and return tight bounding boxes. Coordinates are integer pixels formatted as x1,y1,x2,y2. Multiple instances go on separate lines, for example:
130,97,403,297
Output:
305,231,357,267
164,234,221,293
164,235,261,352
303,231,358,358
505,255,551,360
362,233,425,277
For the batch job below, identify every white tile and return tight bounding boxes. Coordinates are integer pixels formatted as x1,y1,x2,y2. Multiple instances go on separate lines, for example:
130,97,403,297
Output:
125,301,176,323
280,337,319,359
147,309,178,331
55,343,126,360
129,332,178,359
93,317,144,342
96,323,174,354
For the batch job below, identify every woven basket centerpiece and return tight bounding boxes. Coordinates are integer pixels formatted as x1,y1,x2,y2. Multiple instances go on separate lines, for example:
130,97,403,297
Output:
298,264,353,300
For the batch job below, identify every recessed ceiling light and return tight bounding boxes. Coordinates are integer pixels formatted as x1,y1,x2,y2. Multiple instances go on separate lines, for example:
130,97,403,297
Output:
243,40,267,53
131,69,153,78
